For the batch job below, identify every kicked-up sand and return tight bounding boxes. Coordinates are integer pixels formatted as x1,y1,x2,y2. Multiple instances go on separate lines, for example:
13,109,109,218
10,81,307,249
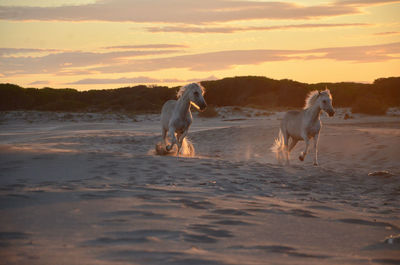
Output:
0,109,399,265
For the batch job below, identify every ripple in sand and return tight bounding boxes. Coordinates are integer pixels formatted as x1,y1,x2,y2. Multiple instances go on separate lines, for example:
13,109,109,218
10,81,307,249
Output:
188,224,233,238
338,218,399,231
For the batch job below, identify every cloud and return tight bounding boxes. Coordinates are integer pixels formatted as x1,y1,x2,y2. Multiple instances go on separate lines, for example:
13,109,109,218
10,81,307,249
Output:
310,42,400,62
373,31,400,36
68,76,159,84
57,69,97,76
187,75,219,82
0,48,182,76
0,48,59,56
0,0,361,23
67,75,218,85
2,0,397,25
28,80,50,85
147,23,370,34
91,42,400,73
103,44,189,49
2,42,398,77
335,0,400,6
93,49,292,73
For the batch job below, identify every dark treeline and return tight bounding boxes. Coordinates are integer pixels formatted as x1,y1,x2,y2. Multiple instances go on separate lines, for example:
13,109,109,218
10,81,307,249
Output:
0,84,175,113
1,76,399,115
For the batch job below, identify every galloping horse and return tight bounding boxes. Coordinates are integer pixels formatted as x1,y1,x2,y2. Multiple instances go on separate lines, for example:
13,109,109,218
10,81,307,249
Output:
160,83,207,155
271,88,335,165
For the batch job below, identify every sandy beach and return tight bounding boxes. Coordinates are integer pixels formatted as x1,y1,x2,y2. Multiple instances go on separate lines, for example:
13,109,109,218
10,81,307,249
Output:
0,109,399,265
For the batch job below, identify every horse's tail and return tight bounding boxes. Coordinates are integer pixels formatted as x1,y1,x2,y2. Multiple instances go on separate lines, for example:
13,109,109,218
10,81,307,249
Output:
271,129,284,162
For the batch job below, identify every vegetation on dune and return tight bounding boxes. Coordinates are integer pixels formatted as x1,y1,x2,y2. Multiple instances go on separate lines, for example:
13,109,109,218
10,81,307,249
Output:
0,84,176,113
0,76,399,115
351,96,388,115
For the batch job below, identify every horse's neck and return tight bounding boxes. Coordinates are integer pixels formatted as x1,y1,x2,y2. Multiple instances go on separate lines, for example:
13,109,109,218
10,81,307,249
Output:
305,102,321,124
176,94,191,118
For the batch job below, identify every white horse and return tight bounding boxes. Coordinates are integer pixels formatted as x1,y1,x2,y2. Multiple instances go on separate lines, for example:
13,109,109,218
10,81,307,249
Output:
160,83,207,155
271,88,335,165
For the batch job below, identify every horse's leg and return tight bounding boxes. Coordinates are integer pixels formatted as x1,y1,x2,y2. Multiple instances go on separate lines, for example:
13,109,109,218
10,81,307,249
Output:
176,132,182,156
283,131,290,165
162,128,168,145
288,138,298,152
313,133,319,166
299,133,310,162
287,138,298,163
166,127,177,151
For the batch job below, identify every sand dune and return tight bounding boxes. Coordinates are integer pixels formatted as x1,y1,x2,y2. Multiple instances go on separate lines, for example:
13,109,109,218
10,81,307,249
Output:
0,110,399,265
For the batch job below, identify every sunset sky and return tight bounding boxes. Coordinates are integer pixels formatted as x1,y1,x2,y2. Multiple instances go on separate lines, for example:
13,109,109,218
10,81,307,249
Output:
0,0,399,90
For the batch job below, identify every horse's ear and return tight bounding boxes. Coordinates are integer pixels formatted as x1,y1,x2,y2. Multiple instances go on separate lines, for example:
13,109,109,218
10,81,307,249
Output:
325,85,328,91
318,91,321,96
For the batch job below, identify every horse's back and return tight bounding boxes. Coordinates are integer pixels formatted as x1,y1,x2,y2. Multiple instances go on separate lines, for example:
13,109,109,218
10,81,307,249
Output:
282,110,302,125
282,110,303,139
161,100,177,129
282,109,321,139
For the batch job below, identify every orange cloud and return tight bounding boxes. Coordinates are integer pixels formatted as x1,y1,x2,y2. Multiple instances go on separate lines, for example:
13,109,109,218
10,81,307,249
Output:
2,0,397,25
28,80,50,85
147,23,371,34
0,48,183,76
103,44,189,50
0,48,60,56
0,0,361,23
68,76,160,84
92,42,400,73
67,75,218,85
1,42,398,77
335,0,400,6
373,31,400,36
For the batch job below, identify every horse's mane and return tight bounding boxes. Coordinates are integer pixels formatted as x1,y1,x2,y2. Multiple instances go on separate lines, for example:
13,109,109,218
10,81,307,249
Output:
177,83,205,98
304,89,332,109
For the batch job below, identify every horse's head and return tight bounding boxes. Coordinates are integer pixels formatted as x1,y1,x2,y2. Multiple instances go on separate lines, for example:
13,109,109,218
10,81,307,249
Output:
317,89,335,117
179,83,207,111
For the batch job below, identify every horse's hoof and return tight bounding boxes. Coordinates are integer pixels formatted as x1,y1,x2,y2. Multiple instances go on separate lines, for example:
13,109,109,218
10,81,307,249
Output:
166,145,172,151
313,162,319,166
299,155,304,161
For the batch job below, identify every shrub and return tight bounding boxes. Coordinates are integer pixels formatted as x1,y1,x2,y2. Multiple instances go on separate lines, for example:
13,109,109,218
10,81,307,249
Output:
1,76,399,113
352,95,388,115
197,105,219,118
37,100,87,111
